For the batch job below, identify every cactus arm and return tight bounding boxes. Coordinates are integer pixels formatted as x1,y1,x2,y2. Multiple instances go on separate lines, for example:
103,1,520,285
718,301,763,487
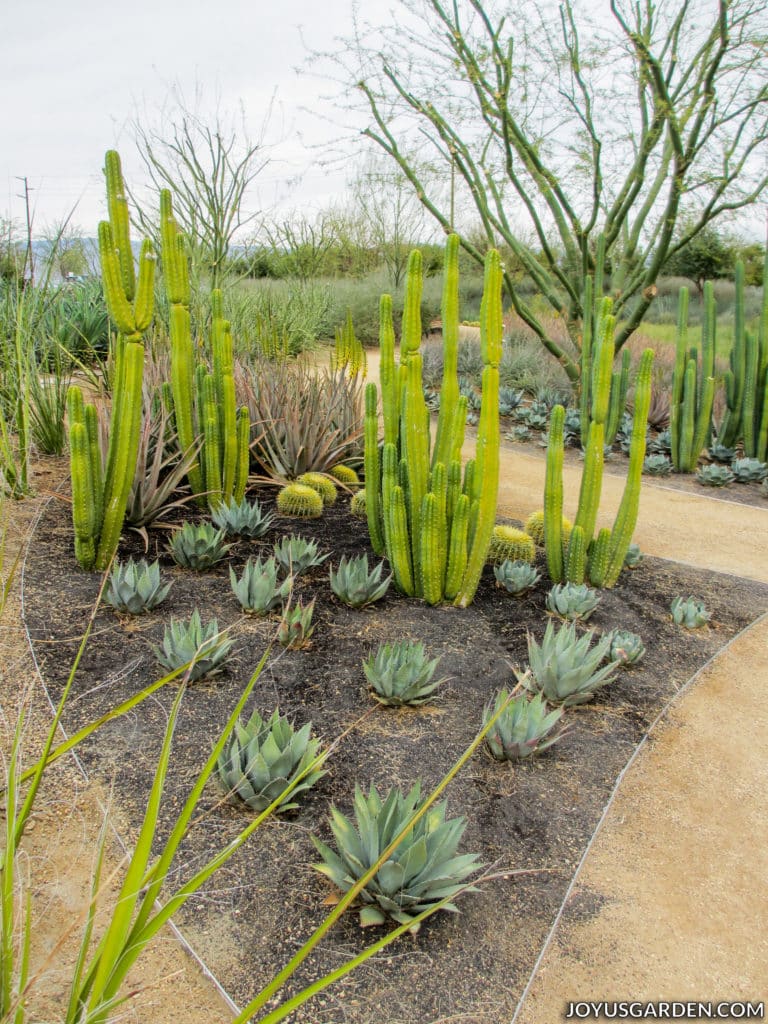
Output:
104,150,135,303
678,360,696,471
565,525,586,584
233,407,251,503
444,494,469,601
169,305,204,499
544,405,565,583
756,367,768,463
98,223,137,337
133,240,156,333
69,417,97,570
420,492,443,606
202,374,222,507
400,250,423,359
670,287,689,469
591,300,615,426
378,296,399,447
431,461,448,591
388,485,414,595
84,403,103,532
719,261,745,447
220,371,238,499
579,274,593,445
605,349,631,445
433,234,460,471
573,421,604,545
743,330,758,457
689,377,716,471
364,384,385,556
403,354,430,586
587,527,611,587
446,458,462,523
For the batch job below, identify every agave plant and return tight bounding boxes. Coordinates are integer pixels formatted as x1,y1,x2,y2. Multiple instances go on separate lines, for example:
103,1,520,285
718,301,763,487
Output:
708,443,736,463
363,640,445,706
330,554,391,609
493,560,540,596
313,783,481,931
152,610,234,681
217,708,327,812
607,629,646,666
506,425,531,443
648,429,672,456
623,543,643,569
230,557,292,615
643,453,673,476
498,387,524,416
278,599,316,648
168,521,231,570
483,686,565,760
524,620,620,706
696,464,735,487
545,582,601,621
104,558,171,615
670,596,711,629
273,535,328,576
730,457,768,483
212,496,275,538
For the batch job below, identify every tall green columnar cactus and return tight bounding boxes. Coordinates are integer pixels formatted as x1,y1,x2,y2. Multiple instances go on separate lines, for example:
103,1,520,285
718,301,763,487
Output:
363,238,501,607
718,261,746,448
67,151,155,570
670,285,716,472
160,190,250,507
743,250,768,461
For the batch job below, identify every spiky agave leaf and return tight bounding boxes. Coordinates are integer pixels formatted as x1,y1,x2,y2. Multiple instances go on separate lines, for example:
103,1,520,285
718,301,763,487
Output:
104,557,171,615
523,619,619,706
152,609,234,681
483,685,565,760
330,554,392,609
545,582,601,621
363,640,446,706
213,496,275,538
273,534,328,575
168,521,231,570
230,556,292,615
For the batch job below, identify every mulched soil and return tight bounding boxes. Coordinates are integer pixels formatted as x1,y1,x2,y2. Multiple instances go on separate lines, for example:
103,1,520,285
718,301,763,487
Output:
21,491,768,1024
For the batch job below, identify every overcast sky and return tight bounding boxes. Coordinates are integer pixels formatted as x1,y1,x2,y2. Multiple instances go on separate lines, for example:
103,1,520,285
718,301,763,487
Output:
1,0,366,237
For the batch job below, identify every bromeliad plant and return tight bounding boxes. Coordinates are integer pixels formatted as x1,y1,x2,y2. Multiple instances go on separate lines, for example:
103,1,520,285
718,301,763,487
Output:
363,639,445,706
363,236,501,607
483,686,565,760
524,619,620,706
330,554,391,609
68,151,156,569
104,558,171,615
230,557,293,615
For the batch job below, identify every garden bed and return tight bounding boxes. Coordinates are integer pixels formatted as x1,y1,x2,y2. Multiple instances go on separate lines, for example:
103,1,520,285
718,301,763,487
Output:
22,493,768,1023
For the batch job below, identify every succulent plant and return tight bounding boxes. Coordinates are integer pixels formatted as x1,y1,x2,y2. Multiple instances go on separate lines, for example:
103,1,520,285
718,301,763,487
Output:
273,534,328,576
313,782,481,931
168,522,231,570
696,464,735,487
607,629,645,665
350,488,368,518
483,687,565,760
296,471,338,505
563,407,583,446
730,457,768,483
670,596,711,629
276,483,323,518
278,599,316,648
623,543,643,569
506,425,531,443
546,582,601,621
493,559,540,596
643,453,673,476
363,640,445,706
708,443,736,463
212,496,275,538
648,428,672,456
217,708,326,812
498,387,524,416
486,525,536,565
329,464,361,488
524,509,572,548
103,558,171,615
524,619,620,706
330,554,391,609
230,557,292,615
153,610,234,681
520,407,548,431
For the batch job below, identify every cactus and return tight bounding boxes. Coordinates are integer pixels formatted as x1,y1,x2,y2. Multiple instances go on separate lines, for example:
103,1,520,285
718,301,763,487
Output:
296,471,337,505
104,558,170,615
161,191,250,508
331,308,367,378
276,483,324,518
363,236,501,606
329,464,361,488
230,557,293,615
670,284,716,473
363,639,445,706
67,151,155,570
350,488,368,518
670,596,711,629
329,554,392,609
486,525,536,565
483,687,565,760
525,508,572,548
493,560,540,596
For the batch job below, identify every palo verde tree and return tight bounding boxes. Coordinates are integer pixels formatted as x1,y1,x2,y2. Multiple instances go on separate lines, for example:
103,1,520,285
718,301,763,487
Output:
325,0,768,383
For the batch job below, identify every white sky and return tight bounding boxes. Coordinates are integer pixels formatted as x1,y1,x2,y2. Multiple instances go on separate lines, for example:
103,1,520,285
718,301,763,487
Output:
1,0,364,237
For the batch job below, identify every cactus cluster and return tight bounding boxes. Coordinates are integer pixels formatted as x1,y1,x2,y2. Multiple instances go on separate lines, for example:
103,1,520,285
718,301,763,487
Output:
68,151,155,570
331,309,367,378
363,237,501,607
363,640,445,706
670,284,716,473
104,558,170,615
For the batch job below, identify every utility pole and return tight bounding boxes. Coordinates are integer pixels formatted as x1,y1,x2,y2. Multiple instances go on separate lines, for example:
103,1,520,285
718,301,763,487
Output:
16,176,34,288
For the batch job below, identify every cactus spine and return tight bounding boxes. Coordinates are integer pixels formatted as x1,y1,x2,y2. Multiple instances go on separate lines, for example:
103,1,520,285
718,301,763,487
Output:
68,151,155,570
160,190,250,508
363,236,501,606
670,284,716,472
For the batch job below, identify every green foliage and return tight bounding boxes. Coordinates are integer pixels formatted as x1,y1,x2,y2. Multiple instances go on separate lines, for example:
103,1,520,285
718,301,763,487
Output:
153,610,234,681
212,496,275,537
695,463,734,487
278,599,316,648
730,457,767,483
276,483,324,518
363,639,445,706
330,554,391,608
670,596,711,628
483,687,565,760
104,558,171,615
313,783,481,931
273,534,328,575
168,521,231,570
607,629,646,666
524,619,620,707
493,559,540,595
296,471,338,505
230,557,292,616
664,224,735,292
545,582,601,621
217,708,327,812
486,525,536,565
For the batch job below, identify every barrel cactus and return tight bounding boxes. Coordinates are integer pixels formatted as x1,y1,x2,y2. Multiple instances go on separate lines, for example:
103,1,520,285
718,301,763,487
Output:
329,464,361,488
296,471,338,505
525,510,572,548
350,488,368,518
486,525,536,565
276,483,324,518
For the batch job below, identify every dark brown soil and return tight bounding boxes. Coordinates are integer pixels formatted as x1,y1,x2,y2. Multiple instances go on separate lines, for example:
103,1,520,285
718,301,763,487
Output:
21,492,768,1024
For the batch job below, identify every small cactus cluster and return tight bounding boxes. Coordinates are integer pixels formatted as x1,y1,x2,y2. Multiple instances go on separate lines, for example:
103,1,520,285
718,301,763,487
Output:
493,560,540,595
104,558,170,615
330,554,391,608
363,640,445,706
212,496,275,538
153,610,234,681
696,464,734,487
486,525,535,565
168,521,231,570
296,472,338,505
670,596,711,629
483,687,565,761
545,582,601,621
276,482,324,518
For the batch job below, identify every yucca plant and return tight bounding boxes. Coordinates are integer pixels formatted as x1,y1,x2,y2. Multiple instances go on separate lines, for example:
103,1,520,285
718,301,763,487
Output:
213,496,275,538
278,599,316,648
524,619,620,706
695,464,735,487
643,453,673,476
545,582,601,621
273,534,328,576
276,482,324,518
483,686,565,760
363,639,445,706
607,629,646,666
104,558,171,615
296,471,338,505
152,610,234,681
670,596,711,628
168,521,231,570
730,457,768,483
217,708,327,812
493,559,540,596
313,782,481,931
330,554,391,609
230,556,292,615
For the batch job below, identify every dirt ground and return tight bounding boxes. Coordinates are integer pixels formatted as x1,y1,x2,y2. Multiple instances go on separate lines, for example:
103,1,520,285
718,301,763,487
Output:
6,442,768,1024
